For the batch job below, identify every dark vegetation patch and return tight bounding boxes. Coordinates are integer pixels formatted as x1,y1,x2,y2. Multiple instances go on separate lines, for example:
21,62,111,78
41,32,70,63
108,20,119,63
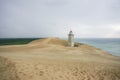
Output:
0,38,43,45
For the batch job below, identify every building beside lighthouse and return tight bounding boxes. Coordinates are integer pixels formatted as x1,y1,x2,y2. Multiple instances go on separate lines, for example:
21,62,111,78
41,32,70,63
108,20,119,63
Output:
68,30,74,47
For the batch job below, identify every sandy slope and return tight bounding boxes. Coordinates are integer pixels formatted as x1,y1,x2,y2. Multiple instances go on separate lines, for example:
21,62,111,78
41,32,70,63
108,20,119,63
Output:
0,38,120,80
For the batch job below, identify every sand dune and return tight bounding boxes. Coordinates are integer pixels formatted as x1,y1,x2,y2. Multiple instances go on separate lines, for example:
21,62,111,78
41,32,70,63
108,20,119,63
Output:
0,37,120,80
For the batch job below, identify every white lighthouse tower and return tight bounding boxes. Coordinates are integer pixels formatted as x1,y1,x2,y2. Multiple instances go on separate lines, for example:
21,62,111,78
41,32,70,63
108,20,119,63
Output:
68,30,74,47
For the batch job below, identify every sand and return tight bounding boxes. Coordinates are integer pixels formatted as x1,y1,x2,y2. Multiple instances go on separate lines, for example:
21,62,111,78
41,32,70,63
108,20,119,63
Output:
0,37,120,80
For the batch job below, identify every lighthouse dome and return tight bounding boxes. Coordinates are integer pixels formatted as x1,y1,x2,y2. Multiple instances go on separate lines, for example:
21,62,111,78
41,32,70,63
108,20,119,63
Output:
69,30,73,34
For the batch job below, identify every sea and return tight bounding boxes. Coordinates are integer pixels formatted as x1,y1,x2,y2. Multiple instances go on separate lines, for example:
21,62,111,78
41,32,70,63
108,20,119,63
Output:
75,38,120,56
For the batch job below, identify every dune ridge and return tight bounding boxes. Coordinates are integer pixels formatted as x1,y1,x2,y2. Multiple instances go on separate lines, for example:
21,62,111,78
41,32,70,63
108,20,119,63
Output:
0,37,120,80
29,37,68,46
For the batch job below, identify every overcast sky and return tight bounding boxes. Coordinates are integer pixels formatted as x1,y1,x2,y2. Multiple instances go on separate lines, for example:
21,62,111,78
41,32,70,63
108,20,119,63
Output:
0,0,120,38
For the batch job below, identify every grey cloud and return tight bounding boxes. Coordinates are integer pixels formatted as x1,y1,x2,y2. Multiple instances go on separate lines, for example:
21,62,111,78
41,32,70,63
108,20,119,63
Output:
45,0,69,6
0,0,120,38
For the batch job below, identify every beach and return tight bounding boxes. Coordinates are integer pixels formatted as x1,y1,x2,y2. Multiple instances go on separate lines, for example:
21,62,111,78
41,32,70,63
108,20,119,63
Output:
0,38,120,80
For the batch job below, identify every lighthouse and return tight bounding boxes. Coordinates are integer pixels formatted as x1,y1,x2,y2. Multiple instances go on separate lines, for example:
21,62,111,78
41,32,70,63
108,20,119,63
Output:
68,30,74,47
